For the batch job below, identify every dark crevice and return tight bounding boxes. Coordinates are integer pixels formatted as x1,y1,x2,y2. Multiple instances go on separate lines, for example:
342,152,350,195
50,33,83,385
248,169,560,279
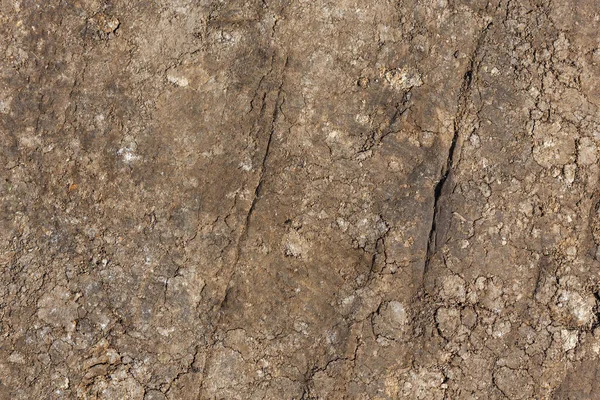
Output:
198,54,289,399
423,22,492,278
243,57,288,233
212,56,288,316
423,73,468,277
532,256,550,298
591,292,600,330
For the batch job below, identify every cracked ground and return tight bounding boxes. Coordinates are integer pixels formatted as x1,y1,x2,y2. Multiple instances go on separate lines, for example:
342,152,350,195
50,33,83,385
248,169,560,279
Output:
2,0,600,399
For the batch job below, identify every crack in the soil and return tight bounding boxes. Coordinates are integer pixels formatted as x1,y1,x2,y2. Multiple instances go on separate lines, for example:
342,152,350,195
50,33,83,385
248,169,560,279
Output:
197,52,289,398
423,22,492,279
243,56,288,233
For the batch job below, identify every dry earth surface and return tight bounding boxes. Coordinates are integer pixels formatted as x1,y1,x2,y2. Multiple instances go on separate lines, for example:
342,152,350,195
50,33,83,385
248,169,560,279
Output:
2,0,600,399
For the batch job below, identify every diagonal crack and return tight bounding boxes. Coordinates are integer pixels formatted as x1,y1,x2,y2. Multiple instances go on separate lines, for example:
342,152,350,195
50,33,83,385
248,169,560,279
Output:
197,54,289,399
423,22,492,278
243,55,289,236
213,55,288,325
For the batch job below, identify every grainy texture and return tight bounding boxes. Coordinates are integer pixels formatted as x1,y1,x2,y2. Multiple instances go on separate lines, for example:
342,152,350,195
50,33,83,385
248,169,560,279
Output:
2,0,600,399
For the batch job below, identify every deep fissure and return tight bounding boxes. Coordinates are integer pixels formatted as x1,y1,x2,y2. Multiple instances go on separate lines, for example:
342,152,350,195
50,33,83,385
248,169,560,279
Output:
423,23,491,277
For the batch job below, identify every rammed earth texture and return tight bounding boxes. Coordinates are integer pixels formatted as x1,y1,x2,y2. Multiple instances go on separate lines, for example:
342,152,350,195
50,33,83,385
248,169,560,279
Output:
1,1,600,399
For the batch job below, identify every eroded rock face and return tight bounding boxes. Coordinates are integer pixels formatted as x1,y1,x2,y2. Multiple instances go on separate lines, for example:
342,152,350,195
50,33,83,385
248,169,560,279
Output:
1,0,600,399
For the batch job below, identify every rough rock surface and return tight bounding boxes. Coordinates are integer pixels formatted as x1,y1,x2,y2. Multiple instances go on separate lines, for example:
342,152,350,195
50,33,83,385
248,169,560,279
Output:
2,0,600,399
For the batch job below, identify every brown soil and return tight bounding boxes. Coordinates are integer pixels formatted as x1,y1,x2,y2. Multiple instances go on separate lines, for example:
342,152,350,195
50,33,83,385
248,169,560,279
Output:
2,0,600,399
